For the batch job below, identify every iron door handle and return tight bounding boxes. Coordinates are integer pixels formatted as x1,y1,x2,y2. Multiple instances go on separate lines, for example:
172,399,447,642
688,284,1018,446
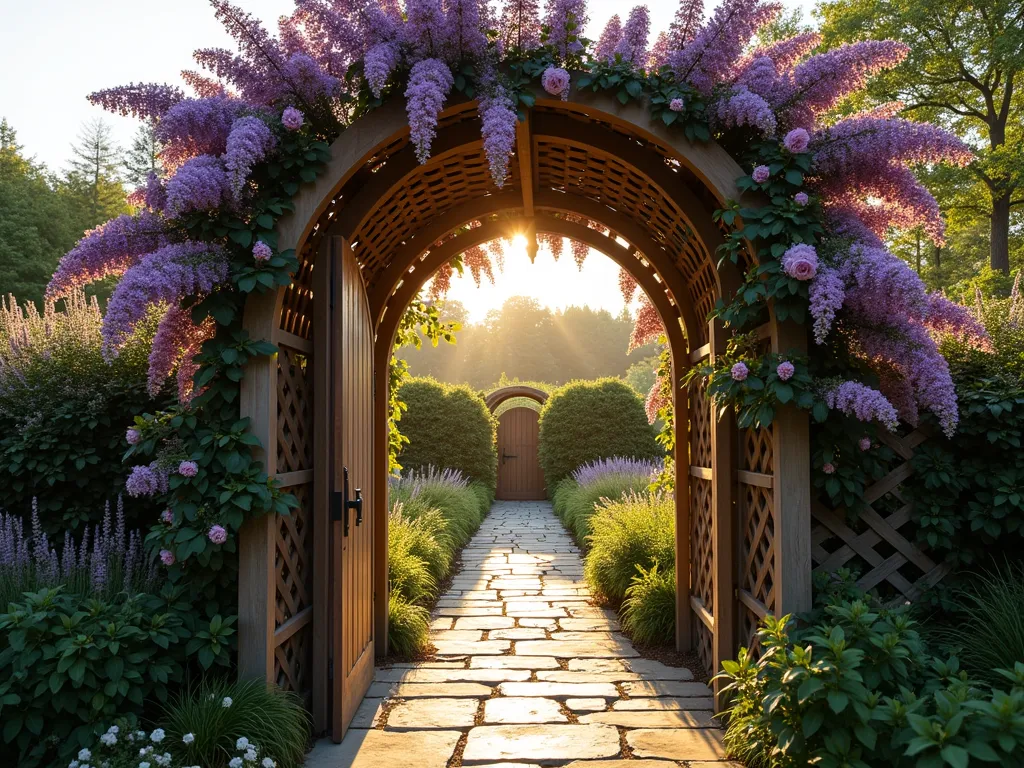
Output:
502,452,518,464
350,488,363,525
333,467,361,536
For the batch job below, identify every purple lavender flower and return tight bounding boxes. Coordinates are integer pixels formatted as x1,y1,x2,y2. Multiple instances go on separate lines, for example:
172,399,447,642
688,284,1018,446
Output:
669,98,685,112
281,106,304,131
253,241,272,262
794,191,809,206
752,164,770,183
783,128,810,153
570,456,660,487
776,361,795,381
126,428,141,445
178,460,199,477
160,549,175,566
541,67,571,99
782,244,818,280
731,361,749,381
208,525,228,545
406,58,454,164
126,465,160,497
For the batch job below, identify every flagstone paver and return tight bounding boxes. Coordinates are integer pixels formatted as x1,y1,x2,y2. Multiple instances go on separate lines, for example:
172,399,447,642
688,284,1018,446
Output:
304,501,728,767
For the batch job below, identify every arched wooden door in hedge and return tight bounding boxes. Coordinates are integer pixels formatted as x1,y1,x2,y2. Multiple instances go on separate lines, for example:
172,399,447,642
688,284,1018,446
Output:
496,407,545,500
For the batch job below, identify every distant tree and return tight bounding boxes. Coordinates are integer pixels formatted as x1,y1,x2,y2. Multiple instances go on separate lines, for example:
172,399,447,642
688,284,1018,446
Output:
624,356,658,398
818,0,1024,275
65,118,126,222
122,122,163,188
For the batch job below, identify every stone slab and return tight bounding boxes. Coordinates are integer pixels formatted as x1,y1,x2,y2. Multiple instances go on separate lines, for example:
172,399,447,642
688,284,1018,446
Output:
349,697,384,728
504,609,568,618
515,640,638,658
518,618,558,629
498,682,618,699
433,606,504,616
453,616,516,630
483,697,568,724
430,630,483,642
389,682,492,698
558,618,621,631
580,710,716,728
375,668,530,684
567,659,626,673
433,640,511,656
613,696,716,711
626,729,726,761
622,680,713,698
386,698,479,729
625,658,696,680
565,698,607,713
470,656,560,670
304,730,461,768
565,762,676,768
490,628,548,640
535,670,641,683
462,724,620,764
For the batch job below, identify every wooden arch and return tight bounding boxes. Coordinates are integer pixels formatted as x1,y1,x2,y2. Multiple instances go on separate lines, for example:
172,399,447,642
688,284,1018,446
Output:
238,87,812,730
485,386,549,413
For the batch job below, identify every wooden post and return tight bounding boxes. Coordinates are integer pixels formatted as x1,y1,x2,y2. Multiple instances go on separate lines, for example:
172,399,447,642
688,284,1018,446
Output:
238,290,278,684
709,316,735,708
373,334,391,656
771,317,812,616
673,338,691,653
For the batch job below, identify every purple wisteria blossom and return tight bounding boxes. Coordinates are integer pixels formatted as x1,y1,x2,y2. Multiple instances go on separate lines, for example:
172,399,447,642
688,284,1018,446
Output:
717,86,776,134
499,0,541,52
406,58,454,163
365,42,402,99
147,303,216,400
571,456,661,487
822,380,899,431
405,0,449,61
155,95,240,171
102,242,228,356
479,86,518,187
545,0,588,62
750,31,820,70
647,31,671,70
809,264,845,344
444,0,487,62
223,116,274,198
126,464,161,497
87,83,184,121
165,155,230,218
924,293,992,351
613,6,651,67
594,14,622,62
668,0,704,48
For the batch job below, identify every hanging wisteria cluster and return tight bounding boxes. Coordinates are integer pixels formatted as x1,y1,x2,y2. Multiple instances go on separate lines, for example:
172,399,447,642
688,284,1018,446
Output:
44,0,993,540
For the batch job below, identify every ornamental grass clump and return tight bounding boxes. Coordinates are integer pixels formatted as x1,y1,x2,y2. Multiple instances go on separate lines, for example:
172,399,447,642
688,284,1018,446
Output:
584,490,675,603
553,465,658,542
620,561,676,645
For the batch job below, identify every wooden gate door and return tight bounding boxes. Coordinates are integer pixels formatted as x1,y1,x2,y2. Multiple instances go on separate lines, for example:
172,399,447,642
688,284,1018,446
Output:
327,237,375,741
496,408,545,500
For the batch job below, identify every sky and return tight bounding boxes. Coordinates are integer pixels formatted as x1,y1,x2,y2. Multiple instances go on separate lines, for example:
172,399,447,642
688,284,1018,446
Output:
1,0,813,319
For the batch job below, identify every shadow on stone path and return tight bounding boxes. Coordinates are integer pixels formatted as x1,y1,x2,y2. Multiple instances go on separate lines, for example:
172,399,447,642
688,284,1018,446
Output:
305,501,740,768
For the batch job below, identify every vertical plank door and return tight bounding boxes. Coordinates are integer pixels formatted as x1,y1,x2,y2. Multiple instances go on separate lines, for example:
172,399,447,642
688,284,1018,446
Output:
496,408,546,500
328,237,376,742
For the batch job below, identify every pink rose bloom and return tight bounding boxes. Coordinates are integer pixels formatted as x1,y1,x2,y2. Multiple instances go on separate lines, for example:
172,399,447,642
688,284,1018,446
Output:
160,549,175,566
794,192,809,206
161,509,174,524
178,460,199,477
281,106,304,131
782,244,818,281
776,361,795,381
859,437,872,451
541,67,571,99
208,524,228,545
752,165,770,183
730,362,749,381
822,463,836,474
252,241,272,262
783,128,810,153
669,98,685,112
126,428,141,445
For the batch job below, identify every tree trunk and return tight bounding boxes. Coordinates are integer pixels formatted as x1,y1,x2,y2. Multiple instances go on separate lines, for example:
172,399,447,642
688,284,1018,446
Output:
991,192,1011,274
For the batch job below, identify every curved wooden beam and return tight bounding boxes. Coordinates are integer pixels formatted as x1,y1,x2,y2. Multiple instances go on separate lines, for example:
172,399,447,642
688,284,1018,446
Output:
485,385,548,412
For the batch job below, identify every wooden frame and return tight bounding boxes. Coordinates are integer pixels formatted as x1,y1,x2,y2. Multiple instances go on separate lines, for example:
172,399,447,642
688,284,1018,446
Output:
238,90,814,724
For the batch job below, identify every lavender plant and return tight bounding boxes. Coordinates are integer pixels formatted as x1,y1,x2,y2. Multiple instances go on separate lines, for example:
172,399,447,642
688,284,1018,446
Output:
570,455,661,487
0,497,156,605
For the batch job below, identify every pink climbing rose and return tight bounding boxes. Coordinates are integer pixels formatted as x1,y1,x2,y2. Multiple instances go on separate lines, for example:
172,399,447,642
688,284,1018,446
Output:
776,361,795,381
252,241,272,262
281,106,304,130
794,192,809,206
541,67,571,99
731,361,749,381
160,549,175,566
783,128,810,153
859,436,872,451
822,463,836,474
782,244,818,280
669,98,685,112
208,525,228,544
752,165,770,183
179,460,199,477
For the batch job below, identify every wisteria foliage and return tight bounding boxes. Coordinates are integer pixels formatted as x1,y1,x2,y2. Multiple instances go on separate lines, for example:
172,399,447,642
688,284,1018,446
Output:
54,0,991,471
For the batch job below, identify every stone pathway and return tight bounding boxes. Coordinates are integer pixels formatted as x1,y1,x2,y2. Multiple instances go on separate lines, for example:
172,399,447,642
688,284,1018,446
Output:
306,501,739,768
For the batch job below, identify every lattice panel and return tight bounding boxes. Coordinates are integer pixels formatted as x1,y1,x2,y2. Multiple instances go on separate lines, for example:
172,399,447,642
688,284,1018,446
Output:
690,477,714,673
812,428,950,603
274,623,312,700
275,484,313,626
738,483,774,650
690,380,713,469
536,139,715,342
277,347,313,474
741,427,773,475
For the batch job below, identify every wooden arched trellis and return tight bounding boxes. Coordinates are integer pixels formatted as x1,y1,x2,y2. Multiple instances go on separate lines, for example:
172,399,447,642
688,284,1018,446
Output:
484,385,549,413
238,87,811,734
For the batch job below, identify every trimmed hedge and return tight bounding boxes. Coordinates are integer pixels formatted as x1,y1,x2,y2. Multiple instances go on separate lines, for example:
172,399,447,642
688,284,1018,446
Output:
397,377,497,490
537,378,661,489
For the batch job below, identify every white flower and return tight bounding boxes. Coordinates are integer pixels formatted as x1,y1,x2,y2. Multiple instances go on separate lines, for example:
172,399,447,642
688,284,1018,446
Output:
244,748,258,761
100,733,117,746
150,729,165,744
222,696,234,708
79,750,93,761
136,731,147,740
68,761,80,768
139,746,153,756
139,763,151,768
262,759,276,768
236,737,250,750
182,733,195,744
229,759,244,768
108,725,120,735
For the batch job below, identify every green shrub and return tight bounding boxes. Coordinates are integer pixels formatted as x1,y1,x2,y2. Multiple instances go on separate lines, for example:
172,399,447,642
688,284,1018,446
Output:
553,473,655,541
935,561,1024,687
620,562,676,645
161,678,310,768
584,491,674,603
538,378,661,488
388,506,442,602
719,598,1024,768
396,377,497,489
0,587,234,767
0,292,167,535
388,592,430,657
